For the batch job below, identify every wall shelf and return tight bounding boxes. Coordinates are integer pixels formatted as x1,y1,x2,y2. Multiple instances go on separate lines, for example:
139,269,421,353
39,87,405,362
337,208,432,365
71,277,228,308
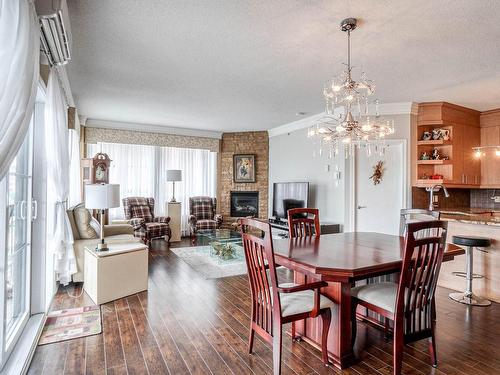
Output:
417,140,452,146
417,160,452,165
416,179,444,186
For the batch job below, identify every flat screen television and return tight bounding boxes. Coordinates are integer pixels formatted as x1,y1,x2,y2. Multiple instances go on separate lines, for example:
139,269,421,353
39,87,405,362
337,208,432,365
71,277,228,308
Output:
272,182,309,220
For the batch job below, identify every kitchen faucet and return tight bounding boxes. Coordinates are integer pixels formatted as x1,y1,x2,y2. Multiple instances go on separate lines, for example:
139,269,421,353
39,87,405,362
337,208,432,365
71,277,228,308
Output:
425,184,450,211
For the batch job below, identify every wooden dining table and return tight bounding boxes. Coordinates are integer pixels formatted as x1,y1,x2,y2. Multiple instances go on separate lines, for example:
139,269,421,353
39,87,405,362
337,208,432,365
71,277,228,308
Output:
272,232,464,370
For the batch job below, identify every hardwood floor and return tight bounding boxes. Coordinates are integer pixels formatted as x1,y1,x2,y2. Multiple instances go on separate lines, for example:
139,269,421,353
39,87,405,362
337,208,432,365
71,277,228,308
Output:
29,238,500,375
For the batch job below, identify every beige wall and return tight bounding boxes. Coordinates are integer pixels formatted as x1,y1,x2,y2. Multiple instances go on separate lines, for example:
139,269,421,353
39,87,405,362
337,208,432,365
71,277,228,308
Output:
217,132,269,223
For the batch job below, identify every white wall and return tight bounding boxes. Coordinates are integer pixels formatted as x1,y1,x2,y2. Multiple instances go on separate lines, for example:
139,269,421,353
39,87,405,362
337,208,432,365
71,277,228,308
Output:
268,113,415,231
269,127,347,226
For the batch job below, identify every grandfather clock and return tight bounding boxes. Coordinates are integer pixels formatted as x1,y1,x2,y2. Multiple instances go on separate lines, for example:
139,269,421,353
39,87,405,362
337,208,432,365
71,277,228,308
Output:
81,152,112,197
81,152,113,223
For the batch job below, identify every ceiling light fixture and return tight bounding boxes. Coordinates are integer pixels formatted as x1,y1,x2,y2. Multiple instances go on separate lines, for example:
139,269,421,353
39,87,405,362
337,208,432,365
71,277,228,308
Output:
308,18,394,158
472,146,500,158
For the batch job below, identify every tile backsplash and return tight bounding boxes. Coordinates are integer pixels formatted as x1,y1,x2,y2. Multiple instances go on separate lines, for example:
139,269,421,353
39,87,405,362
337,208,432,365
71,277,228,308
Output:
470,189,500,209
412,187,470,209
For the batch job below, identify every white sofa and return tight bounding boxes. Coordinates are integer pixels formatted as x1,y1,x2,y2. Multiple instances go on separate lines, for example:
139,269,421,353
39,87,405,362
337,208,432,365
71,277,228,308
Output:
67,206,141,282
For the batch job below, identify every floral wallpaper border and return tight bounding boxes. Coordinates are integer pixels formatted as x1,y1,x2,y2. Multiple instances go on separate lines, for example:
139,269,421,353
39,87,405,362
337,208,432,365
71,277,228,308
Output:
84,126,220,152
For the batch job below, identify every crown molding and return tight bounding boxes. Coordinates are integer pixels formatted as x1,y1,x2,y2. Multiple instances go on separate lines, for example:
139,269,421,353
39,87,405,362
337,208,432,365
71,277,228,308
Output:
84,119,223,139
268,102,418,138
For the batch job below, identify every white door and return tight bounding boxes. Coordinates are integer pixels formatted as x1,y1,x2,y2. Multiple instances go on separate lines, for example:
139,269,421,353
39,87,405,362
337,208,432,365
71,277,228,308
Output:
355,141,405,235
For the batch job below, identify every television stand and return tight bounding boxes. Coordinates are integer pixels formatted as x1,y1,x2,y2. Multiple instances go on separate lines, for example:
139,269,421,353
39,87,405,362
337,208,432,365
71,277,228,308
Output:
268,218,341,239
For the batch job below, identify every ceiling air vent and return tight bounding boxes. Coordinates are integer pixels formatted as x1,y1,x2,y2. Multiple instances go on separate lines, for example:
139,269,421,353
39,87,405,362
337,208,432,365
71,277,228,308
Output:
36,0,72,66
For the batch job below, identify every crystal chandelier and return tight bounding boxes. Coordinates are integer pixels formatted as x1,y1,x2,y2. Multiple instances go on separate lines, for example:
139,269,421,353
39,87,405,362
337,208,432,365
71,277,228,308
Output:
308,18,394,157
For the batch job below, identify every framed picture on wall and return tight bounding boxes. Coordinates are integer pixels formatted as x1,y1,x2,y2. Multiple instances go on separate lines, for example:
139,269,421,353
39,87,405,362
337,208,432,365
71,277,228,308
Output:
233,154,256,183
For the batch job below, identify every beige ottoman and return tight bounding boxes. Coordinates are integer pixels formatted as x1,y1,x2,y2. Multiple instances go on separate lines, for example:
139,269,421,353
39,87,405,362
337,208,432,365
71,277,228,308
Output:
84,243,148,305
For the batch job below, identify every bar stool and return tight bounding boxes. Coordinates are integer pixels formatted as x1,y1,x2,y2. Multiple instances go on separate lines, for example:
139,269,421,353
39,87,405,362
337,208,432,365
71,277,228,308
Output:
449,235,491,306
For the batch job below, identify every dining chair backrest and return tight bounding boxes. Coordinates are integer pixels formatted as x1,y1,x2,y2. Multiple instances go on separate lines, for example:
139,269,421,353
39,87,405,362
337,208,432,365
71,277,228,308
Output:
239,218,280,339
287,208,320,238
396,220,447,340
399,209,440,237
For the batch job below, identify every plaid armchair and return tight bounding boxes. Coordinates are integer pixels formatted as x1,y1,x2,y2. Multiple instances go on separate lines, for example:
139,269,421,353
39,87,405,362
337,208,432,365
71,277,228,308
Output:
123,197,171,246
188,196,223,236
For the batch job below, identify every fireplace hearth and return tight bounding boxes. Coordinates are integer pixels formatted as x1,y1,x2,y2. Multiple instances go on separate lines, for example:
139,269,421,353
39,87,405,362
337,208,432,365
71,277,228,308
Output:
230,191,259,217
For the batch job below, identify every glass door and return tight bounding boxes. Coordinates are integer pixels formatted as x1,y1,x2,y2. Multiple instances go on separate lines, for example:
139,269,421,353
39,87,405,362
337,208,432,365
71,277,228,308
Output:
0,123,33,365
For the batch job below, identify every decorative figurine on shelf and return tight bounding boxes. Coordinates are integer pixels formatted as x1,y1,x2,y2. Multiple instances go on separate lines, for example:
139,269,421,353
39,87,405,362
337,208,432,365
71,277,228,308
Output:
421,173,429,180
369,160,385,185
440,129,450,140
420,151,430,160
432,129,442,140
431,148,440,160
421,131,432,141
430,174,444,180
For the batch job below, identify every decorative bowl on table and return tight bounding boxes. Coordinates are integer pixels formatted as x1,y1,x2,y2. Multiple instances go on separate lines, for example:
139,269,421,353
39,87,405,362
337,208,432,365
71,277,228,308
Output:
210,241,236,260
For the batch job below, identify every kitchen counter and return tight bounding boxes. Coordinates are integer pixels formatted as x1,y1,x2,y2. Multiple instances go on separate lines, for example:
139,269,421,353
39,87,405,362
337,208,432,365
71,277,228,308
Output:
438,207,500,226
435,207,500,302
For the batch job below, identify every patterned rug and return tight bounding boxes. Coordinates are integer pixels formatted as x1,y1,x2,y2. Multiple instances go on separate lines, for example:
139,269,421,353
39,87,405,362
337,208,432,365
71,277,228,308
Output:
39,305,102,345
171,245,247,279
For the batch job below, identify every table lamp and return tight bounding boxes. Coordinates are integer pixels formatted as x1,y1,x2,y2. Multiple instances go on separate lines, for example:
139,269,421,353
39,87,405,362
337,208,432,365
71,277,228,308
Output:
85,183,120,251
166,169,182,202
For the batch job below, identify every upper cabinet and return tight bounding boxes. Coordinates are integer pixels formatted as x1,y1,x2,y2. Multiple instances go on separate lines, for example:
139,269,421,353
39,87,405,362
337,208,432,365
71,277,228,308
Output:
413,102,481,188
480,109,500,187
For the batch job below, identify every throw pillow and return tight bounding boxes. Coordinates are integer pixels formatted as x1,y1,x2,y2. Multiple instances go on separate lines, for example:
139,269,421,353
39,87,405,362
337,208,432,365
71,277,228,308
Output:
89,217,101,238
73,203,98,239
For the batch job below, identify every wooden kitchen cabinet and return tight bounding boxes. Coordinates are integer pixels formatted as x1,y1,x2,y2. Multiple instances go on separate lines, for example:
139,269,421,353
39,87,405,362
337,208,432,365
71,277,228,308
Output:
414,102,481,188
480,121,500,187
462,124,481,185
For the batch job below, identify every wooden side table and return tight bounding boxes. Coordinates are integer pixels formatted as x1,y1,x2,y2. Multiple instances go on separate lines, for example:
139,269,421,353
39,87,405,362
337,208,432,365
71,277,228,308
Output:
84,243,148,305
166,202,182,242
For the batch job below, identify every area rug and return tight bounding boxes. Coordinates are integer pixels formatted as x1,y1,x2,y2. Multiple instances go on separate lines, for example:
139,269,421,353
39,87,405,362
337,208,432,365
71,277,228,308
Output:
171,245,247,279
39,305,102,345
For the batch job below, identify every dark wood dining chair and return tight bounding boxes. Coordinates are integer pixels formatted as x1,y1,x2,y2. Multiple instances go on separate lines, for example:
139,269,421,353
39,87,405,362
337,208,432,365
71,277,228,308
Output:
287,207,321,341
239,217,334,375
362,208,441,331
287,208,320,238
351,220,448,375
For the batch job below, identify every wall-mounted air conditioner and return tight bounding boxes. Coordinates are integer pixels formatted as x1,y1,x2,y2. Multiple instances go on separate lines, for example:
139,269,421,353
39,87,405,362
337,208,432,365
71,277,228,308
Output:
35,0,72,66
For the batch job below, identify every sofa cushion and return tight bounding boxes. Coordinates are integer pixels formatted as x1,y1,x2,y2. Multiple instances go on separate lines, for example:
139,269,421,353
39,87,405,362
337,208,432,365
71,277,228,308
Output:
73,203,98,239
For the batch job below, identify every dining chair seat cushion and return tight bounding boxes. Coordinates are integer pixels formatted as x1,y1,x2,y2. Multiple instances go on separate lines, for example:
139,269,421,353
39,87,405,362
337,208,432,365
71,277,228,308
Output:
351,282,398,314
272,283,335,317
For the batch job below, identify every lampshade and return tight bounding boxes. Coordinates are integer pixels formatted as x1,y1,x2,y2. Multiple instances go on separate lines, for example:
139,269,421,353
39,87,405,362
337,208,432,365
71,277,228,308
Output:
166,169,182,182
85,184,120,209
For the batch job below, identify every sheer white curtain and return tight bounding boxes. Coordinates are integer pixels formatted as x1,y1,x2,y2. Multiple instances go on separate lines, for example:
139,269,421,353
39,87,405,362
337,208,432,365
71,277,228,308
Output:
87,142,156,219
0,0,39,179
68,129,82,206
45,70,76,286
157,147,217,235
88,142,217,234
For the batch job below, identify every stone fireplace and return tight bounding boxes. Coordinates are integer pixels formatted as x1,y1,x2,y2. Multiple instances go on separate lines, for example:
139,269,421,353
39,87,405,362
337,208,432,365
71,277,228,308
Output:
230,191,259,217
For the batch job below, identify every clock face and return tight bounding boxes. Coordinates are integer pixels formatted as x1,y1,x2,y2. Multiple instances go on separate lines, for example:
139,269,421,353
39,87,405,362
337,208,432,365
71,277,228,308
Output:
95,164,107,182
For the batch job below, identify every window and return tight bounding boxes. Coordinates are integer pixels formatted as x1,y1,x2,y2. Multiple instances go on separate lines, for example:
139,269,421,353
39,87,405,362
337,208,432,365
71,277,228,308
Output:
0,121,33,367
87,142,217,234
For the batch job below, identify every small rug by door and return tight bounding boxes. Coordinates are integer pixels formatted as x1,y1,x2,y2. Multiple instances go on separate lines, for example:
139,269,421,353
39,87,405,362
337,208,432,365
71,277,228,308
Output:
171,245,247,279
38,305,102,345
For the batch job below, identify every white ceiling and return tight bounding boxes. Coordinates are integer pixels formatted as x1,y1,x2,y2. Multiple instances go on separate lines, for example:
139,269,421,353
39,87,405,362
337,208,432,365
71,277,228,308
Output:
67,0,500,133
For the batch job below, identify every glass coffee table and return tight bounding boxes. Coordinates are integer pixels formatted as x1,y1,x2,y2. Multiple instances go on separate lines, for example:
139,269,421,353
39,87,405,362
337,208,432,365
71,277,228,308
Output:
196,229,244,264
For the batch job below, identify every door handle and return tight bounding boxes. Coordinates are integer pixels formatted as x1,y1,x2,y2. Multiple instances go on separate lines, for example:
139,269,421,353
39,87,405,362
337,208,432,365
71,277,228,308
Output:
20,201,26,220
357,205,367,209
32,200,38,221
